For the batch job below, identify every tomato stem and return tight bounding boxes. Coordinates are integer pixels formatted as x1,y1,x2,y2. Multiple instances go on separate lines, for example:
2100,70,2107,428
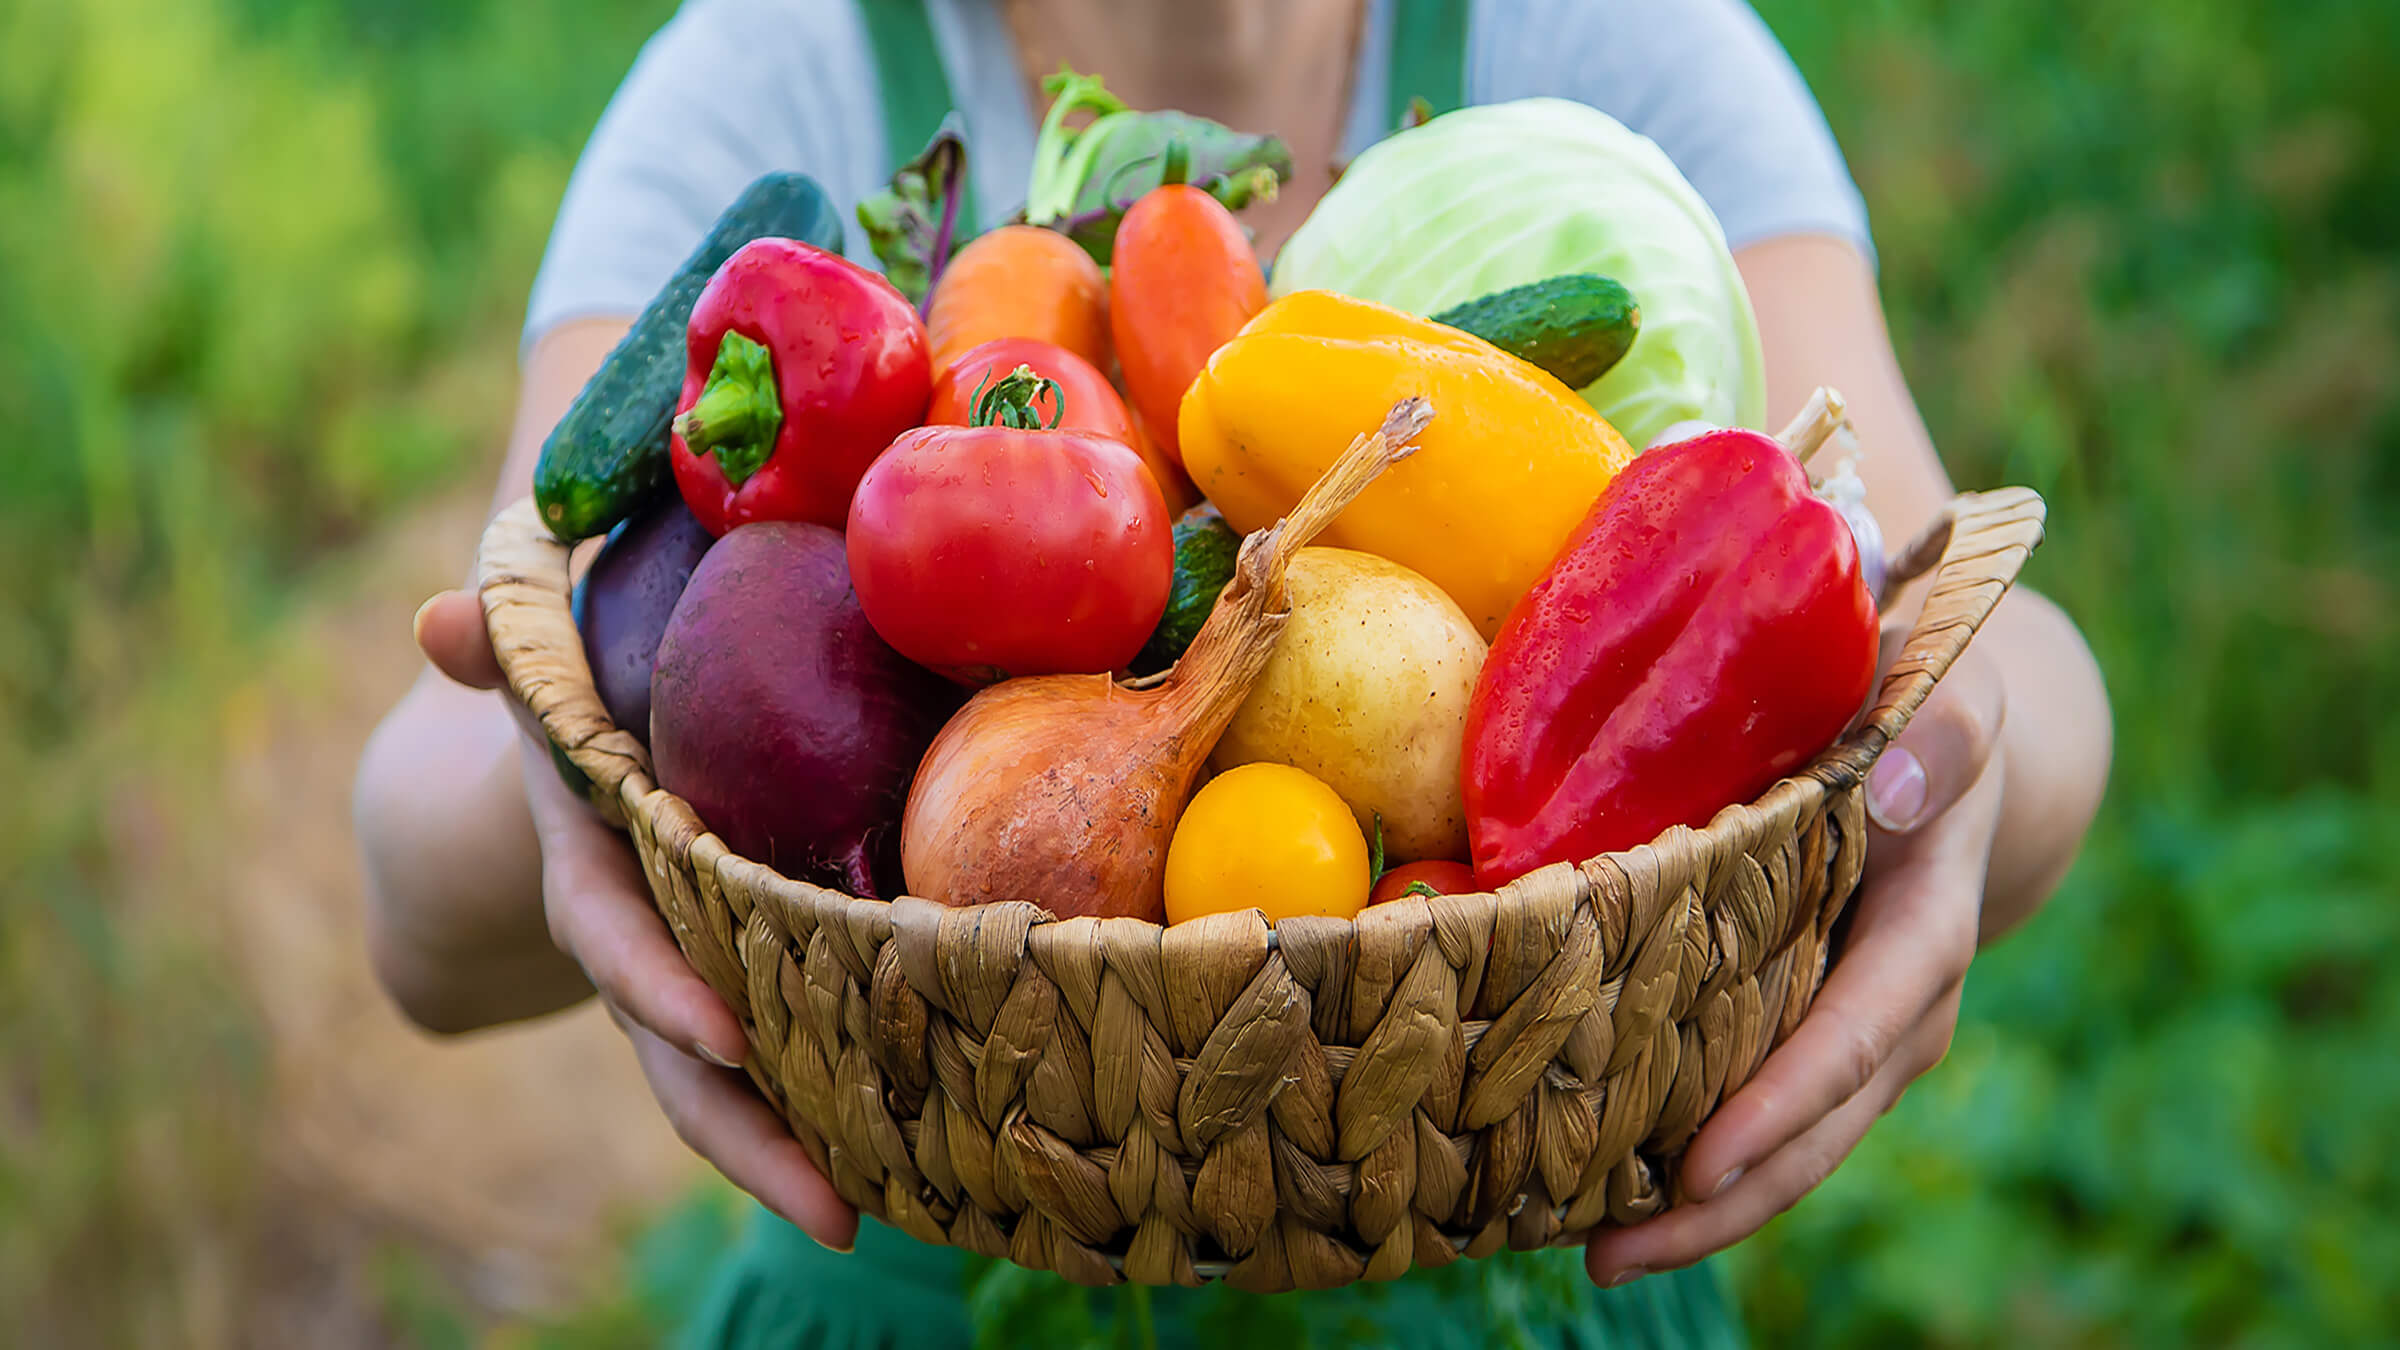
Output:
968,364,1066,430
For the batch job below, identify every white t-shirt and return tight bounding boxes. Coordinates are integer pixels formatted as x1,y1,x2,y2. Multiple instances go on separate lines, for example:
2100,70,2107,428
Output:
524,0,1872,349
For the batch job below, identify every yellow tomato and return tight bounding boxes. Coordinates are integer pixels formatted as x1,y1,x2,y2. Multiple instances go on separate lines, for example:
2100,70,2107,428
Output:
1164,763,1371,925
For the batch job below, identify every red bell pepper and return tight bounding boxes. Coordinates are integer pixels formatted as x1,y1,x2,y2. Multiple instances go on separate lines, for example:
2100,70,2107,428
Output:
671,238,930,534
1462,395,1880,887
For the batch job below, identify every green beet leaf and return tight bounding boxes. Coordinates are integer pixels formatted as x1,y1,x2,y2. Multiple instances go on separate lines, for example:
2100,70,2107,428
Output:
1024,69,1292,264
858,113,972,306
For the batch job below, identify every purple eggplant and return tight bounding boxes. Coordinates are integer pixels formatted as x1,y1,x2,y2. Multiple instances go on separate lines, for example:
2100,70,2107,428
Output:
574,497,716,744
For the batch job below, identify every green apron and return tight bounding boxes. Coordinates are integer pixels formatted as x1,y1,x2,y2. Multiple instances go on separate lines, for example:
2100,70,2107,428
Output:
682,1206,1744,1350
676,3,1750,1344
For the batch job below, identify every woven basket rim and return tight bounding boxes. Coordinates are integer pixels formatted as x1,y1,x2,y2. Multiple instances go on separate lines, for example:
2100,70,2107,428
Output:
476,486,2047,935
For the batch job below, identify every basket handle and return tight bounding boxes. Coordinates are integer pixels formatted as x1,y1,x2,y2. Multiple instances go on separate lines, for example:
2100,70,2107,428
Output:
1848,486,2048,760
475,498,651,812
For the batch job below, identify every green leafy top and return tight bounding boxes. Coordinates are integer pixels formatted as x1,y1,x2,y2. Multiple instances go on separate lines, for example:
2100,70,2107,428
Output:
857,113,972,305
1023,68,1294,264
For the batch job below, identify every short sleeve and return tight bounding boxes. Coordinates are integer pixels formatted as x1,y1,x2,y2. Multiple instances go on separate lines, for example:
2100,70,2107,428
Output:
1468,0,1874,262
521,0,885,355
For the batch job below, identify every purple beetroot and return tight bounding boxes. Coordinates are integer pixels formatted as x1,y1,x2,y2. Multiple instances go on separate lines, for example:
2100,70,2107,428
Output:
649,521,960,898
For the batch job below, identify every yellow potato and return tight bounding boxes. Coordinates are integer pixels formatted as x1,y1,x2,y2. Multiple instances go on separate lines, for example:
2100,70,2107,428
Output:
1211,547,1487,861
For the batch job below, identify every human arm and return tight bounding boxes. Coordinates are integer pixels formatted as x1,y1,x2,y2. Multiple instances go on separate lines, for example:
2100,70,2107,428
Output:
1584,235,2113,1286
1737,233,2113,937
354,319,627,1032
353,316,861,1250
349,0,887,1250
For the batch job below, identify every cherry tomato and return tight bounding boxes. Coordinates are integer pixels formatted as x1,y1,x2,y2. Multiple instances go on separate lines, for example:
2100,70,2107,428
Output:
847,366,1172,685
1165,764,1370,925
1369,859,1478,906
1109,185,1266,468
929,338,1197,516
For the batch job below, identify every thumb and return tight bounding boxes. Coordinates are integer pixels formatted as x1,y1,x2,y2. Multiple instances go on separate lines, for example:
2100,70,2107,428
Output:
413,589,507,691
1866,647,2006,834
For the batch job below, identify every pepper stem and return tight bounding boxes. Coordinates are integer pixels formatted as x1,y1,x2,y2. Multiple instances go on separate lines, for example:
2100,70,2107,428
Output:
969,364,1066,430
674,332,783,487
1774,386,1850,466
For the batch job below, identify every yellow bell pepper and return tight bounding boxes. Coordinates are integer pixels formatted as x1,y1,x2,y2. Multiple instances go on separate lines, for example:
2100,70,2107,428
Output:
1179,290,1636,637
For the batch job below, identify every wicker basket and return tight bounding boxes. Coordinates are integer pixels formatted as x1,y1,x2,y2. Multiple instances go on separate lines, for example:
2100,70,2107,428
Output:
476,483,2044,1290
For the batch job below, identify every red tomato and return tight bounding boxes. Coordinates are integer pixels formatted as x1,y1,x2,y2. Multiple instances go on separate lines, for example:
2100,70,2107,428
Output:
847,369,1173,685
1110,185,1267,468
1369,859,1477,906
929,338,1197,516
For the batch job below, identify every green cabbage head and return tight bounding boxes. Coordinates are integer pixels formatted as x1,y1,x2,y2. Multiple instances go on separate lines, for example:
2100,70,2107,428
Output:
1272,97,1766,448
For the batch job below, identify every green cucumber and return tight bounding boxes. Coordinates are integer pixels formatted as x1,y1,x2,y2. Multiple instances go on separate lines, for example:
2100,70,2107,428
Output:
1133,504,1242,674
532,172,844,540
1432,273,1640,391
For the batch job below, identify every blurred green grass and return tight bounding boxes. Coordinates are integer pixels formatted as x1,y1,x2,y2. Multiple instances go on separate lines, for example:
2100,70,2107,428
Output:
1,0,2393,1344
1732,2,2400,1344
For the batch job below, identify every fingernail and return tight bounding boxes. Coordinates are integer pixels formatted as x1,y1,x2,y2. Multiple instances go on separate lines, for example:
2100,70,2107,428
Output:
815,1230,855,1255
411,595,442,647
1866,745,1928,832
1710,1165,1745,1199
1607,1265,1648,1288
696,1042,742,1069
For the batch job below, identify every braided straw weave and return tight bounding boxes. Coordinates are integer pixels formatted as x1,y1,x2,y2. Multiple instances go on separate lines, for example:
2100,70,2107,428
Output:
477,483,2044,1289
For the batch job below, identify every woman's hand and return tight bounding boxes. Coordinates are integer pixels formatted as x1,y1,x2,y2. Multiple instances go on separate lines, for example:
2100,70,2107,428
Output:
412,588,861,1253
1585,642,2007,1288
1566,234,2110,1288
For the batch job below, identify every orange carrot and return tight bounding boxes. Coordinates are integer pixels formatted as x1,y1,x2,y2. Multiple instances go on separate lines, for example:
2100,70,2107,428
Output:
925,225,1111,377
1109,186,1267,469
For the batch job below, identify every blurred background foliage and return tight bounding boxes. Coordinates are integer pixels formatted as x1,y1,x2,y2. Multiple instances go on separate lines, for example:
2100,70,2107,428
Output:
0,0,2392,1344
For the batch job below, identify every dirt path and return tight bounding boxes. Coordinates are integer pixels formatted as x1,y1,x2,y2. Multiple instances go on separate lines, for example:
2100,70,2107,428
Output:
167,489,701,1319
